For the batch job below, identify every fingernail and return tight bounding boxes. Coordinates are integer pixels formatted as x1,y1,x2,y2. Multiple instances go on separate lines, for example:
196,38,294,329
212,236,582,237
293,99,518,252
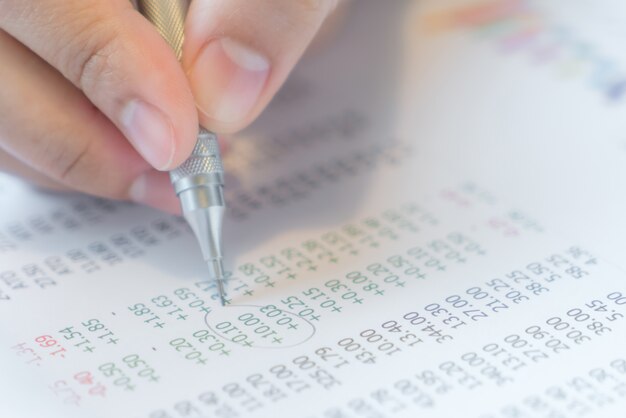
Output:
129,171,181,215
120,99,175,170
189,37,270,124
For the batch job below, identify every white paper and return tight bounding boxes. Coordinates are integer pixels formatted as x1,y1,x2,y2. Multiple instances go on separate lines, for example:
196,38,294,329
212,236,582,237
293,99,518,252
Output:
2,1,626,417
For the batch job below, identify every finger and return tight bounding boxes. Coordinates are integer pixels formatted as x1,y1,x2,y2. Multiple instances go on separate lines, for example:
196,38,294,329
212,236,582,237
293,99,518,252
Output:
0,144,180,214
0,148,69,193
184,0,338,133
128,170,182,215
0,0,198,170
0,30,179,214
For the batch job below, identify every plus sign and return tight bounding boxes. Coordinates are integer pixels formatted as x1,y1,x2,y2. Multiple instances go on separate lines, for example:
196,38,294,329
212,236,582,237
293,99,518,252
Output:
437,265,446,271
395,281,406,288
265,281,275,288
272,337,283,344
288,323,298,330
223,298,232,305
177,314,188,320
149,375,160,383
375,290,384,296
353,298,363,304
309,314,321,321
350,250,359,256
286,273,296,280
329,258,339,264
243,341,253,347
308,266,317,272
196,358,207,365
243,289,254,296
83,346,94,353
154,322,165,328
107,338,119,345
220,350,231,356
200,306,211,314
331,306,342,313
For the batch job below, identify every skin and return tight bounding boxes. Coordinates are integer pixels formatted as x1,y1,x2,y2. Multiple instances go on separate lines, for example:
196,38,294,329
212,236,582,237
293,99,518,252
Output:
0,0,339,213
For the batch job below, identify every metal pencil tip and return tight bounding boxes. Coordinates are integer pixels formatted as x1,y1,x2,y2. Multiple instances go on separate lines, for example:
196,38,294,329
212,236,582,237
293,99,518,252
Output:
216,276,227,307
207,258,227,306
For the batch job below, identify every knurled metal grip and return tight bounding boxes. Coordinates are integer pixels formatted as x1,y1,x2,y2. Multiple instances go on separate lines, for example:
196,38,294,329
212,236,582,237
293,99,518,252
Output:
169,129,225,194
137,0,188,60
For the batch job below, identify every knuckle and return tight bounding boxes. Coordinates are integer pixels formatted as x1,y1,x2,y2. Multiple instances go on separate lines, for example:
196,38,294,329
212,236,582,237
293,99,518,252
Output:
39,127,92,183
60,149,127,199
44,131,125,199
63,15,123,93
33,122,129,199
56,141,91,185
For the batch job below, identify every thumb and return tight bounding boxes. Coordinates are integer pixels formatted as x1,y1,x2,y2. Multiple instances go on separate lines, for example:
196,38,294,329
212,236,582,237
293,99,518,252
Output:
183,0,338,133
0,0,198,171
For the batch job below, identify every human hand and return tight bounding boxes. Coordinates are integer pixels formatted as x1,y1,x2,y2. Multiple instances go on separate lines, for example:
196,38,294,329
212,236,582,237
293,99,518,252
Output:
0,0,339,212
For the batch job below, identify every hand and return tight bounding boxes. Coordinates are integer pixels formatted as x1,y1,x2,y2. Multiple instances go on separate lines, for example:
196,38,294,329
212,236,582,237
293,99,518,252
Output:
0,0,339,212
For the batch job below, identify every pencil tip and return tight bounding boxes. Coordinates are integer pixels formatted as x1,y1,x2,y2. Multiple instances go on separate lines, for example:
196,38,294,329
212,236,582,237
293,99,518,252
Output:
207,258,227,307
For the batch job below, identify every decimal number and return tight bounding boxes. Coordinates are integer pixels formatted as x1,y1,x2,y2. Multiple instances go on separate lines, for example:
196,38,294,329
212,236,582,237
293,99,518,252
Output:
396,313,455,342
